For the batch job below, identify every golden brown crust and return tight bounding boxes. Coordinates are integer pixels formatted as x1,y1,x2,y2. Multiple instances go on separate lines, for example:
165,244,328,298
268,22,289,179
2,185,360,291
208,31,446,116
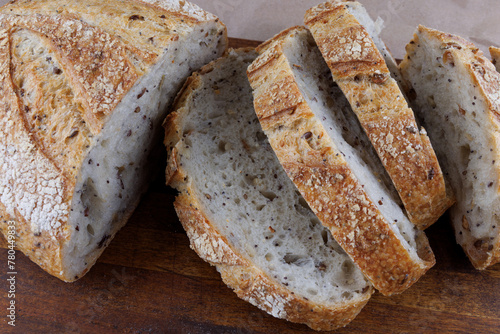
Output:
174,194,371,331
305,4,386,79
247,27,435,295
0,205,66,279
9,28,92,182
255,26,303,55
1,0,222,68
0,27,70,279
305,1,454,229
163,75,199,188
164,51,373,327
490,46,500,72
0,0,224,280
0,14,141,134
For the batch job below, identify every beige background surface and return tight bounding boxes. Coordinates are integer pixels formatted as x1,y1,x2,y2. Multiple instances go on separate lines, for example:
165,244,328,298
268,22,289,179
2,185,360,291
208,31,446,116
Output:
0,0,498,59
191,0,500,59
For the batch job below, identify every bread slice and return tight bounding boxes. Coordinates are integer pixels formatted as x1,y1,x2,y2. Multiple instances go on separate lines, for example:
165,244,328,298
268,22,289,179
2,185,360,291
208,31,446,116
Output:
0,0,227,281
247,26,435,296
304,1,454,229
164,48,373,331
399,25,500,269
490,46,500,72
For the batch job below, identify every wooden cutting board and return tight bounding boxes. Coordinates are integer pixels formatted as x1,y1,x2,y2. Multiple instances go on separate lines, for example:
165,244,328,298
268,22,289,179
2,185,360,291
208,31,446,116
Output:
1,38,499,334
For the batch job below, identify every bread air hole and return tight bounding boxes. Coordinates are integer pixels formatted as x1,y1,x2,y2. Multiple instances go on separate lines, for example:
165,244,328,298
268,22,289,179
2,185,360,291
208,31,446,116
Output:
306,288,318,296
283,253,301,264
255,131,267,143
341,291,353,299
283,254,310,267
341,260,355,276
259,190,277,201
309,217,321,228
244,174,256,186
80,177,103,221
100,138,109,148
298,196,309,209
87,224,95,236
218,140,231,152
321,230,329,245
427,95,437,109
460,144,471,166
183,136,192,147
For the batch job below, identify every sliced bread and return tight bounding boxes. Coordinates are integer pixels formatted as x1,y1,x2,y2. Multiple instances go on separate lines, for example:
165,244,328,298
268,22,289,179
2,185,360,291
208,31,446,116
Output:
0,0,227,281
399,25,500,269
164,48,374,331
304,1,454,229
247,26,435,296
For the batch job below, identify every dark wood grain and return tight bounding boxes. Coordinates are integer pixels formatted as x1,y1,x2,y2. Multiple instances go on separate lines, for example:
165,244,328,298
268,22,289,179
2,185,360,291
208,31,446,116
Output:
1,37,500,333
228,37,261,49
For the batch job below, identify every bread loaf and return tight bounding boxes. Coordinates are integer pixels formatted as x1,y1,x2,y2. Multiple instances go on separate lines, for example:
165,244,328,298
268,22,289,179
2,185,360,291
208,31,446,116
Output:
247,26,435,296
0,0,227,281
399,25,500,269
304,1,454,229
164,48,373,331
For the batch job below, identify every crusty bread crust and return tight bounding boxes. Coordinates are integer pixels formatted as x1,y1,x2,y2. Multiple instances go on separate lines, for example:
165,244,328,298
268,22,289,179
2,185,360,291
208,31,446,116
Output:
400,26,500,270
0,20,75,279
490,46,500,72
174,194,370,331
174,194,368,330
0,0,225,281
164,49,372,330
304,1,454,229
247,27,435,295
1,0,223,68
